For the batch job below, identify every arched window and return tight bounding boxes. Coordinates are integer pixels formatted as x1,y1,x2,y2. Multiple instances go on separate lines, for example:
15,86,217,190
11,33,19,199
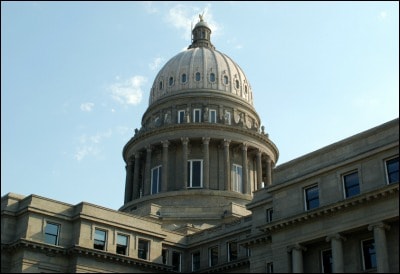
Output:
159,81,163,90
169,77,174,86
224,75,229,85
181,73,187,83
195,72,201,81
210,73,215,82
235,80,240,89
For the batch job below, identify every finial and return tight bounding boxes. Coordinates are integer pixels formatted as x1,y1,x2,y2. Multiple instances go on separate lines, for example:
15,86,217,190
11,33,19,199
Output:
199,13,204,22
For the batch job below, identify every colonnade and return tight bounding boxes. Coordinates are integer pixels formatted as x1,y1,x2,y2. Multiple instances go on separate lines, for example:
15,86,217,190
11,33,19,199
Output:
288,221,390,273
124,137,274,203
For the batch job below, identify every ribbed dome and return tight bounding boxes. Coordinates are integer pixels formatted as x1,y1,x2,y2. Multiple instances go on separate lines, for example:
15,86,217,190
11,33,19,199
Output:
148,18,254,108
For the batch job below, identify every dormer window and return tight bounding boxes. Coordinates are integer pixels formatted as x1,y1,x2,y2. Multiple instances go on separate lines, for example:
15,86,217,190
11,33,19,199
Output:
195,72,201,81
169,77,174,86
223,75,229,85
159,81,163,90
181,73,187,83
235,80,240,89
210,73,215,83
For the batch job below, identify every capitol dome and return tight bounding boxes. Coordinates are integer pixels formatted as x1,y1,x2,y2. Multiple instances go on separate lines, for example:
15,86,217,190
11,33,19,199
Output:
121,16,278,230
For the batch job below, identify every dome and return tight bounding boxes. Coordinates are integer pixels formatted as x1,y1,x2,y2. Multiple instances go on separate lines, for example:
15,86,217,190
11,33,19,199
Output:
148,17,254,108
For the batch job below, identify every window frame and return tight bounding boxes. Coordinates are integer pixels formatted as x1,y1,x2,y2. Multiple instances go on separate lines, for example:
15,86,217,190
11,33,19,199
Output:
116,233,129,255
162,248,169,265
193,108,202,123
94,228,107,251
209,245,219,267
178,110,185,124
181,73,187,83
342,170,360,198
227,241,238,262
385,156,399,184
44,221,60,246
195,72,201,81
138,238,150,260
192,251,201,271
304,184,319,211
266,208,273,223
187,159,203,188
209,109,217,123
225,111,231,125
151,165,162,195
172,251,182,272
232,164,243,193
321,248,332,273
361,238,377,271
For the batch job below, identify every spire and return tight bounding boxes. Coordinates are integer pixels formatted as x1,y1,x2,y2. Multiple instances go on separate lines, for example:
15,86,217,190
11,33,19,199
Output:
188,14,215,50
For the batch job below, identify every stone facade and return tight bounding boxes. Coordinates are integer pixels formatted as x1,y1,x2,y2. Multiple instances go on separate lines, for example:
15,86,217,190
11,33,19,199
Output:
1,16,399,273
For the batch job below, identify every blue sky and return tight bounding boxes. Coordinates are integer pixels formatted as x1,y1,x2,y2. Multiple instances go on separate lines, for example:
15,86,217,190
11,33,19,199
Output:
2,1,398,210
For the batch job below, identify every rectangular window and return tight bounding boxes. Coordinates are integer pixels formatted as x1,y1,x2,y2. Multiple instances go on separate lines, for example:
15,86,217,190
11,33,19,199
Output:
192,251,200,271
138,239,150,260
193,108,201,123
386,156,399,184
162,249,168,265
116,234,128,255
225,111,231,125
209,109,217,123
232,164,243,193
94,228,107,250
266,208,273,223
178,110,185,124
362,239,377,270
343,171,360,198
266,262,274,273
227,241,238,262
304,185,319,211
44,222,60,245
321,249,332,273
151,166,162,194
209,246,218,267
172,251,182,272
187,160,203,188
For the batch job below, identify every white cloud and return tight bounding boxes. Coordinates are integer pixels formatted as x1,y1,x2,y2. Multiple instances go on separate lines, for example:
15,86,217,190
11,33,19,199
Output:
143,1,158,14
80,102,94,112
379,11,387,20
73,130,112,161
110,76,147,105
149,57,165,71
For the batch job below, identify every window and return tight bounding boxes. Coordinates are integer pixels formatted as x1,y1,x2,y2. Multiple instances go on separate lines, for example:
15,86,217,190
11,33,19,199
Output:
44,222,60,245
209,246,218,267
232,164,243,193
172,251,182,272
386,156,399,184
210,73,216,82
195,72,201,81
159,81,163,90
304,185,319,210
266,208,273,223
192,251,200,271
178,110,185,124
116,234,128,255
162,249,168,265
151,166,162,194
266,262,274,273
362,239,376,270
209,109,217,123
181,73,187,83
227,241,238,262
343,171,360,198
223,75,229,85
193,108,201,123
224,111,231,125
138,239,149,260
235,79,239,89
169,76,174,86
187,160,203,188
321,249,332,273
94,228,107,250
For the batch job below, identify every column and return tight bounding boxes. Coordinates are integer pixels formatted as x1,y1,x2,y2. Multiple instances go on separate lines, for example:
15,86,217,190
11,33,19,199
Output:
368,222,390,273
202,137,210,189
223,139,231,191
288,244,306,273
144,146,152,196
161,140,169,192
265,154,272,186
256,149,262,189
326,233,346,273
132,152,141,199
241,143,249,194
181,137,189,189
124,158,134,203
